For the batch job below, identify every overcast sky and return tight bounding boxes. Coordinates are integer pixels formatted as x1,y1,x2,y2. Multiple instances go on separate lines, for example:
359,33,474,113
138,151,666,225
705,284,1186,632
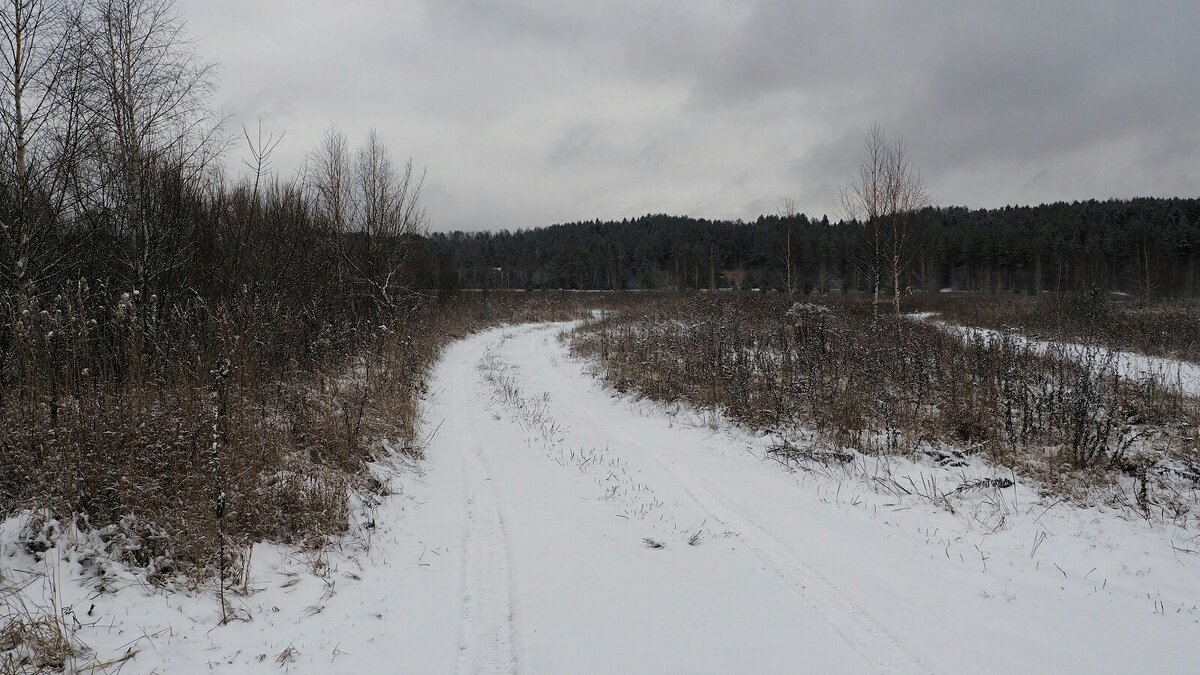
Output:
181,0,1199,232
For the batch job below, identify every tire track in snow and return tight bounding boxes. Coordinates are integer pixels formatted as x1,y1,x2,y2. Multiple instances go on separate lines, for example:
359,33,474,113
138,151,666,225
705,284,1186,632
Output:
454,336,519,675
646,456,930,675
522,326,932,675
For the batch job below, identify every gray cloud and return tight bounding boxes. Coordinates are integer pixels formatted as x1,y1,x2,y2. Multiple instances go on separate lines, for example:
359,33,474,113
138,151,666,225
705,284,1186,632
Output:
180,0,1199,230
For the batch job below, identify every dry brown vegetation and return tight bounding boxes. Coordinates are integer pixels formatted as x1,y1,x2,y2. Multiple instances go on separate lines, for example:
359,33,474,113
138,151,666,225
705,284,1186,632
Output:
0,291,597,582
0,0,612,601
571,293,1200,523
908,291,1200,363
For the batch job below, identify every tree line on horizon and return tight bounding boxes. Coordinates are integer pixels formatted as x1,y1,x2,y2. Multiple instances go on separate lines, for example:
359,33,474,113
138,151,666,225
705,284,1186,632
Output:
429,197,1200,300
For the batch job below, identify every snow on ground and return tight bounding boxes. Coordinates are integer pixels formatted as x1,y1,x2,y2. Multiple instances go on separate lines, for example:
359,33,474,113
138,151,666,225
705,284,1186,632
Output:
4,322,1200,673
1,453,466,673
912,313,1200,397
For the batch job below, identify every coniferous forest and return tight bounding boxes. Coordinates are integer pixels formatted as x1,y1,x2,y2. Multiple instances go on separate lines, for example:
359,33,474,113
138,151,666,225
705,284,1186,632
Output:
431,198,1200,298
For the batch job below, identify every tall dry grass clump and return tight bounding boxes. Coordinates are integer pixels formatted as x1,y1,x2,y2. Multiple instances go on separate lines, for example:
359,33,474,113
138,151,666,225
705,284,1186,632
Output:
3,285,376,579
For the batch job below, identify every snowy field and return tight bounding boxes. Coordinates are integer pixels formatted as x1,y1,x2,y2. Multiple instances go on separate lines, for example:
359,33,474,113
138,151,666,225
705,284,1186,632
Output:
3,322,1199,673
910,312,1200,397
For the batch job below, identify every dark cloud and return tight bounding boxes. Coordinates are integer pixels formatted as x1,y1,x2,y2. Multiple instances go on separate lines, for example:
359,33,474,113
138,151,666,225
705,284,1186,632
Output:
180,0,1198,229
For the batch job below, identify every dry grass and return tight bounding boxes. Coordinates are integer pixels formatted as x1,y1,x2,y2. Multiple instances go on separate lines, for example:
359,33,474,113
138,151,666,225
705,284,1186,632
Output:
571,293,1200,523
908,291,1200,363
0,613,74,675
0,288,607,588
0,564,80,675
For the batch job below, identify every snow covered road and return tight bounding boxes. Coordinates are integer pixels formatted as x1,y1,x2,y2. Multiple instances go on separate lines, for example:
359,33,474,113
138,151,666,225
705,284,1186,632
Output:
436,325,913,674
410,323,1199,674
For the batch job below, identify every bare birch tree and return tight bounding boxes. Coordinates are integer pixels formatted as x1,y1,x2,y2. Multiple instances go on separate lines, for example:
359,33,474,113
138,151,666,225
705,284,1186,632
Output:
308,124,352,236
351,127,425,310
839,124,888,315
840,124,928,316
309,126,426,315
79,0,218,291
777,196,797,294
0,0,86,294
882,136,928,315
